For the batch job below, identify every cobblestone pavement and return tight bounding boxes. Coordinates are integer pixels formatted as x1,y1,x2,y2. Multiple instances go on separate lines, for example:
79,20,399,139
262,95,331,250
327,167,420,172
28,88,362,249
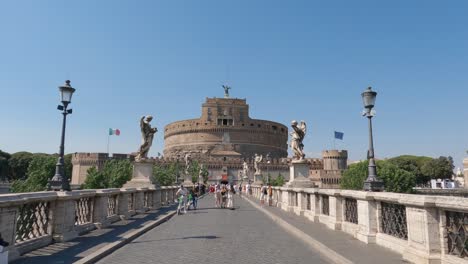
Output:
13,206,176,264
98,195,328,264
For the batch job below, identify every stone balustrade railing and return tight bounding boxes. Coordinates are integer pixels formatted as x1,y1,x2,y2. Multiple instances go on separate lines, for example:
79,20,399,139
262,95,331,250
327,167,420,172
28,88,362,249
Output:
250,186,468,264
0,186,178,262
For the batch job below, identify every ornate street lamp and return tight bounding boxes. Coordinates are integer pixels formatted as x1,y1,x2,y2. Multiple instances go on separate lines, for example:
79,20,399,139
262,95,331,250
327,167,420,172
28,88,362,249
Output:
175,154,181,184
266,153,271,185
361,87,384,191
48,80,75,191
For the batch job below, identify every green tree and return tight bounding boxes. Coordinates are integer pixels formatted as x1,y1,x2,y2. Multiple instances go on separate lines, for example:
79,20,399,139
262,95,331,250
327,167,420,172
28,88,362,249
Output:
82,159,132,189
153,162,178,186
340,161,368,190
189,160,201,183
64,153,73,181
387,155,432,184
341,160,416,193
271,173,285,186
199,165,209,183
82,167,107,189
11,154,56,193
420,156,454,180
378,161,416,193
9,151,33,180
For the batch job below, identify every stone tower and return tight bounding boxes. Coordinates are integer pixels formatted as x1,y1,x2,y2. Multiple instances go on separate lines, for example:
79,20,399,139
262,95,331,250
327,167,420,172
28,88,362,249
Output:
71,153,109,185
463,157,468,189
317,150,348,188
322,150,348,171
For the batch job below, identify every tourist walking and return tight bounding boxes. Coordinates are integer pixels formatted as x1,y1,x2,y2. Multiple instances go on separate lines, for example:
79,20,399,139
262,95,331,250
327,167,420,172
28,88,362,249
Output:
260,184,267,205
188,188,197,210
176,185,188,215
268,184,273,206
215,183,221,208
227,187,235,208
221,185,227,208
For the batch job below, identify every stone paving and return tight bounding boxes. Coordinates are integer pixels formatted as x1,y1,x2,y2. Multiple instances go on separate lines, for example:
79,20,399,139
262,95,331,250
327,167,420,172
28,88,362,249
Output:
241,195,406,264
13,206,177,264
98,195,328,264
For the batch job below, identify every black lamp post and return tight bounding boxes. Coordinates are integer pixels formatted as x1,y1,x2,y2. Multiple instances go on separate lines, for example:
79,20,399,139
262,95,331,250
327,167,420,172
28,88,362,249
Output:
266,153,271,185
175,154,181,185
361,87,384,191
48,80,75,191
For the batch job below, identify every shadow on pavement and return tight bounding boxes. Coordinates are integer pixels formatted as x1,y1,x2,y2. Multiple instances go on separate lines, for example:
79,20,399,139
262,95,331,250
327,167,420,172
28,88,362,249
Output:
12,206,177,264
129,235,220,243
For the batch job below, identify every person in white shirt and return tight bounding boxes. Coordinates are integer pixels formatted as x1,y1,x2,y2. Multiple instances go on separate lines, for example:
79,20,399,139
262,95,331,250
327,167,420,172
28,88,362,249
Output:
260,184,267,205
215,183,221,208
227,187,234,208
176,185,188,214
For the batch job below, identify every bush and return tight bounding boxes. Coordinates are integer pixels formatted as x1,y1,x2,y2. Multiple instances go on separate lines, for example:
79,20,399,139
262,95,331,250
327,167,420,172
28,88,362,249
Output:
11,154,57,193
82,159,132,189
9,151,33,180
271,173,285,186
340,160,416,193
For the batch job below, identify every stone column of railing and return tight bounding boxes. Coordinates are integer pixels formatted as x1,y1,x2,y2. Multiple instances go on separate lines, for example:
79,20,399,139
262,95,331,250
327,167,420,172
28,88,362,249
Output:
151,187,162,209
317,189,342,230
339,190,377,244
172,186,178,203
133,188,146,213
303,188,320,222
161,187,168,205
292,188,307,216
167,187,174,205
272,187,278,206
53,191,81,241
93,189,118,228
279,187,290,211
51,190,96,241
117,188,135,219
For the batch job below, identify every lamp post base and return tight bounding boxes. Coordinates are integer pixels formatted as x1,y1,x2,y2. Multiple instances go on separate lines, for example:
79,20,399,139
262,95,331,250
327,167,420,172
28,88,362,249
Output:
363,180,384,192
47,179,70,191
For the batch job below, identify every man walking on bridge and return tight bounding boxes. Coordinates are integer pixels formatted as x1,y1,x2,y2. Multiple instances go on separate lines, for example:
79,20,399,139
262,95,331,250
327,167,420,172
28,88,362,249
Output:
176,185,188,215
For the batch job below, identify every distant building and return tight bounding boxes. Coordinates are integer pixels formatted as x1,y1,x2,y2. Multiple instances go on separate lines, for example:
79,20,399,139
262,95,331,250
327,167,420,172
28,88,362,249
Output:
71,92,349,186
71,153,134,185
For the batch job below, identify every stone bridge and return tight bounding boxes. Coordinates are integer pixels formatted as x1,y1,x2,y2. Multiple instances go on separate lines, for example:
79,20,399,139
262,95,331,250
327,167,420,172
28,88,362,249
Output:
0,186,467,264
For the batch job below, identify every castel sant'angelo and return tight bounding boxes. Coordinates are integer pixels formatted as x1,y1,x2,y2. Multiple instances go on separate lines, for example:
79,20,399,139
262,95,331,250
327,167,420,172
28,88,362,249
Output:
72,88,348,187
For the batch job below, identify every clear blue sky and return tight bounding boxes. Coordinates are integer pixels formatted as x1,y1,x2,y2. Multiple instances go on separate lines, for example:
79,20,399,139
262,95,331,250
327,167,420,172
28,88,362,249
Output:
1,1,467,168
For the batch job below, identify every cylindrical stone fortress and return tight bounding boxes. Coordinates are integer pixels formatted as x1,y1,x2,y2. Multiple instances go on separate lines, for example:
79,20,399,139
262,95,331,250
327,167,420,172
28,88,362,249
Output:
164,97,288,159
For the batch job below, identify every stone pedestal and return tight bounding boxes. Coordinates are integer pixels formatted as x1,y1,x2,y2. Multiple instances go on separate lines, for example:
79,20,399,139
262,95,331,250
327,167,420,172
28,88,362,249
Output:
183,173,194,186
285,161,314,188
254,173,263,185
123,162,156,188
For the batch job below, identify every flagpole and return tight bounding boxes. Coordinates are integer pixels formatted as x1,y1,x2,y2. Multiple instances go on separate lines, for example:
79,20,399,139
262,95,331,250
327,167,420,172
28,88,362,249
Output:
333,131,336,150
107,133,110,156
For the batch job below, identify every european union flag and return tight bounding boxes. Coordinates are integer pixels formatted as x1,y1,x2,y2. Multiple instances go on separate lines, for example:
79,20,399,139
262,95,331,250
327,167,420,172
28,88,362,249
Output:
334,131,344,140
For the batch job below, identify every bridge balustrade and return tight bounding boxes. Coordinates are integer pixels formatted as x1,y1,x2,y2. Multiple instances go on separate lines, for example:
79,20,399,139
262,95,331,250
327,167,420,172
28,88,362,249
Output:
0,186,178,261
249,185,468,264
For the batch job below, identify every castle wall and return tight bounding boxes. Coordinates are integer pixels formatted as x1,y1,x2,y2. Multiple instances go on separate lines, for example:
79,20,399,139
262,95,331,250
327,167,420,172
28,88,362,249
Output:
163,97,288,159
71,153,109,185
322,150,348,170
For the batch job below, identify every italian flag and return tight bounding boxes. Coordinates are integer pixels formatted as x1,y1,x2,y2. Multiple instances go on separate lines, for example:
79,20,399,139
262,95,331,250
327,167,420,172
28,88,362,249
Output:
109,128,120,136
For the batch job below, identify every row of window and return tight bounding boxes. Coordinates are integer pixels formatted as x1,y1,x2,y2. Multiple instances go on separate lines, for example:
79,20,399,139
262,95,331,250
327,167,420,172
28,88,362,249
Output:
165,122,286,133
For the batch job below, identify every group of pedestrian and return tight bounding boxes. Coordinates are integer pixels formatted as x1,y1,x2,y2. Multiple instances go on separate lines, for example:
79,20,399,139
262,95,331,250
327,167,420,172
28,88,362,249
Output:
259,184,273,206
176,184,199,215
209,183,235,209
